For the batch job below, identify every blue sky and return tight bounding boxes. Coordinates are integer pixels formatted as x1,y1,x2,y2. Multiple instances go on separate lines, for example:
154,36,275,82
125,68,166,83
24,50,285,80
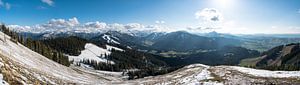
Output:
1,0,300,34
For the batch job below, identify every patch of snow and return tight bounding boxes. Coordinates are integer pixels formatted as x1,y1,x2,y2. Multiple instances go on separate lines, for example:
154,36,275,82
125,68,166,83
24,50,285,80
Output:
69,43,114,64
106,45,124,51
126,46,132,49
185,64,210,68
102,34,120,44
0,74,9,85
229,66,300,78
180,64,222,85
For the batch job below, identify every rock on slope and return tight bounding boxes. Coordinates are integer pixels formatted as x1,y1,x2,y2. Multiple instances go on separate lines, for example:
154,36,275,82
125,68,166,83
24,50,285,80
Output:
0,31,300,84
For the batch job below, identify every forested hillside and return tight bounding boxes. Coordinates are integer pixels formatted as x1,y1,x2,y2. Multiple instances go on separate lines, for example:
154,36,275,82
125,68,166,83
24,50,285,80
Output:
0,25,70,66
41,36,89,56
241,43,300,71
157,46,260,66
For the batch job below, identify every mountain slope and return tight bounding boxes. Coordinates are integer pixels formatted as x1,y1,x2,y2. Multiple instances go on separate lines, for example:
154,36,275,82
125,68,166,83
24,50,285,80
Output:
88,31,242,52
157,46,260,66
150,31,217,51
241,43,300,70
0,31,124,84
41,35,169,72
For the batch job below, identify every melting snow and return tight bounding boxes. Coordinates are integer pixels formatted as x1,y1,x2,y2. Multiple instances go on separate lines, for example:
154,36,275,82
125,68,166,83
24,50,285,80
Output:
69,43,115,64
106,45,124,51
229,66,300,78
102,34,120,44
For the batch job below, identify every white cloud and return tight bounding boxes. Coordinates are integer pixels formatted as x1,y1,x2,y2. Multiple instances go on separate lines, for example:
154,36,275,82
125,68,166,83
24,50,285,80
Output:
84,21,107,28
8,17,172,34
41,0,54,6
124,23,145,29
195,8,223,22
0,0,3,6
190,8,224,33
0,0,11,10
47,17,79,27
68,17,80,26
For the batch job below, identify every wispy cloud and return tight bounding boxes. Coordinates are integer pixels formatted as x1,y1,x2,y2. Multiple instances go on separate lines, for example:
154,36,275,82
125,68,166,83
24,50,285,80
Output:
298,9,300,14
0,0,4,6
0,0,11,10
195,8,223,22
41,0,54,6
191,8,224,33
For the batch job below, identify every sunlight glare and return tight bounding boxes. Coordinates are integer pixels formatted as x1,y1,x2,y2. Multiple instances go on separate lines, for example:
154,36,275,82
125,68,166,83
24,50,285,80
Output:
213,0,236,8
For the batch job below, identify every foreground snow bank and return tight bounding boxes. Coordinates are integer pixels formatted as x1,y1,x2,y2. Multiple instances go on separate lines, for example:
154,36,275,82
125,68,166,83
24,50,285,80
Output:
180,64,222,85
229,66,300,78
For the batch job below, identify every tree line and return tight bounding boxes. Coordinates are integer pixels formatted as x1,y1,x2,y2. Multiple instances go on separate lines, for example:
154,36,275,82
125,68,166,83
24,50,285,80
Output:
0,25,70,66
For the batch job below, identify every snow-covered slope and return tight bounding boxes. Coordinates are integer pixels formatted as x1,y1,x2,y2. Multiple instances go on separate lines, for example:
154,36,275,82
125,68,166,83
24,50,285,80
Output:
106,45,124,51
0,32,124,84
228,66,300,78
102,34,120,44
68,43,124,65
69,43,113,64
